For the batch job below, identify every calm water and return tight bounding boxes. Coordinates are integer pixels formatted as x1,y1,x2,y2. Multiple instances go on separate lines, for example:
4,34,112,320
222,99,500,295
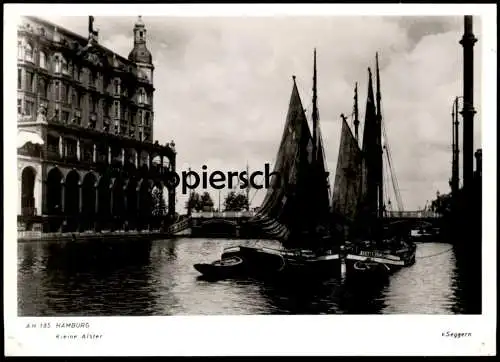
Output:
17,238,479,315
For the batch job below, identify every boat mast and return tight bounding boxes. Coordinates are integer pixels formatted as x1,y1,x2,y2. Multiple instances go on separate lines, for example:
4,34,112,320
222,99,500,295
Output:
246,162,250,211
312,48,319,163
375,53,384,220
353,82,359,142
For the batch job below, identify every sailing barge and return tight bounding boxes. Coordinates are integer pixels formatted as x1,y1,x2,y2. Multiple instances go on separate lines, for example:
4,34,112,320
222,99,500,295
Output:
337,54,416,277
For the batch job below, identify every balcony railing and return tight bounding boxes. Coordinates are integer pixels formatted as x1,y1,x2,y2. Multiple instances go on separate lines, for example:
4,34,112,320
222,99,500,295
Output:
191,211,256,219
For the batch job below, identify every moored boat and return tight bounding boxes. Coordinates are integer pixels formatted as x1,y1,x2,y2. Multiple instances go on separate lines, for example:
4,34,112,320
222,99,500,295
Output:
193,256,245,280
336,54,417,278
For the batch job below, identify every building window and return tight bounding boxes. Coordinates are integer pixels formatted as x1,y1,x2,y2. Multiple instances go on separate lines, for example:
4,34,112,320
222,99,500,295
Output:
47,135,59,154
54,55,61,73
74,113,81,126
91,96,98,113
62,59,68,74
73,91,81,108
66,85,72,105
114,101,120,118
54,81,60,101
25,100,34,116
17,99,22,114
25,43,33,62
138,89,146,104
114,79,120,95
73,66,79,81
17,68,22,89
66,139,77,159
17,41,23,59
25,70,34,92
104,102,110,117
39,79,47,99
39,51,46,69
145,112,150,126
60,84,67,103
62,111,69,124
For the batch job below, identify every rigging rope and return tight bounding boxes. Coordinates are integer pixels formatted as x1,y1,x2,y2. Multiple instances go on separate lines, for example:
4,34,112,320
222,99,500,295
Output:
381,118,404,212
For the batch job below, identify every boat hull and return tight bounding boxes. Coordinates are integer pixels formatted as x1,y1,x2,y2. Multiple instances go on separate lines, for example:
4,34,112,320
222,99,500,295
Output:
344,240,416,279
222,245,341,278
193,256,245,280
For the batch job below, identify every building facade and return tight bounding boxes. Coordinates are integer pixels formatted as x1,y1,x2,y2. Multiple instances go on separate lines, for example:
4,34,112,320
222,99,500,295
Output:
17,16,176,233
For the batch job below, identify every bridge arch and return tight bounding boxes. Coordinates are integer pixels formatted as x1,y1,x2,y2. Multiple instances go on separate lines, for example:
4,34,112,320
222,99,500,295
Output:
199,219,238,237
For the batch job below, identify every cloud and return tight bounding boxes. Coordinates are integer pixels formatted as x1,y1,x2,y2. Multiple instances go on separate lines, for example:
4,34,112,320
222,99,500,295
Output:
39,15,482,212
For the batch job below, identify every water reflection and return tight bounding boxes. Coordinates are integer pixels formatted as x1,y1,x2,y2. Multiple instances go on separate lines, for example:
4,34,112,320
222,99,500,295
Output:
17,238,480,315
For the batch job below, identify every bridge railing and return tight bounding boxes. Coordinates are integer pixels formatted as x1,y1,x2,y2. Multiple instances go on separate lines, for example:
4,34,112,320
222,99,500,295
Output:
191,211,256,219
167,217,191,234
386,210,442,218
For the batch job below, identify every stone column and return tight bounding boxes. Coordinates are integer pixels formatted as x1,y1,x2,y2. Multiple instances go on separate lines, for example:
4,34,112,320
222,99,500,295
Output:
17,174,22,216
60,181,65,213
108,146,112,164
121,148,125,166
59,136,63,157
34,170,42,216
95,184,99,214
78,182,83,213
93,144,97,163
76,139,81,160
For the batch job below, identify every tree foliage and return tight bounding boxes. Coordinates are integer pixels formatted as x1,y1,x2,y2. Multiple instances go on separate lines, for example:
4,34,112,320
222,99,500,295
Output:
224,191,249,211
186,191,215,212
430,190,452,215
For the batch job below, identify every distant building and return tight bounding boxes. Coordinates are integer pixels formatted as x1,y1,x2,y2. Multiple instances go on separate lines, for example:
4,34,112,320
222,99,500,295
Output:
17,16,176,233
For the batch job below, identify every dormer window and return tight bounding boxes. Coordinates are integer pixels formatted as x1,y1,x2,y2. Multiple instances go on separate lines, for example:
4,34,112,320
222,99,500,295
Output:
62,58,68,74
25,43,33,62
39,51,47,69
17,41,23,59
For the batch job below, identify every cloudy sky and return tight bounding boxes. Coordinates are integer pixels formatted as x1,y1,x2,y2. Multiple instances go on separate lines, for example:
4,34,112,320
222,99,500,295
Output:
40,15,482,213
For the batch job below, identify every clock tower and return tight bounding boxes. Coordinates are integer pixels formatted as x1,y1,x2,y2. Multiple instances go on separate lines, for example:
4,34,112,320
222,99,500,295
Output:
128,16,155,141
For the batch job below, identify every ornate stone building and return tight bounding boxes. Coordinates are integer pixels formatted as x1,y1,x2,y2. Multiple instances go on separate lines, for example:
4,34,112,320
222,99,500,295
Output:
17,16,176,233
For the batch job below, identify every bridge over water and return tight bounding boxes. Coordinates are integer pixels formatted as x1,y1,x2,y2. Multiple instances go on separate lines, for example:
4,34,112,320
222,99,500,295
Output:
168,210,443,238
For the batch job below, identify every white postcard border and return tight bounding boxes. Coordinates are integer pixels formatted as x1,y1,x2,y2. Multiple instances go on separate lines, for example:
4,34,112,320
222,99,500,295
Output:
3,3,497,357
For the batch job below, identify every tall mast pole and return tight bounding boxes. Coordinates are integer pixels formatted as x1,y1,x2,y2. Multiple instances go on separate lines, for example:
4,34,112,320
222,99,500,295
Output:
375,53,384,220
312,48,318,163
353,82,359,142
246,162,250,211
459,15,477,208
451,97,460,196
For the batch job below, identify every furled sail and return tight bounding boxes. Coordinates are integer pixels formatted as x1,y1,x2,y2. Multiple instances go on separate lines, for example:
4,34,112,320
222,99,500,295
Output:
251,76,330,244
331,116,363,238
354,66,383,241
